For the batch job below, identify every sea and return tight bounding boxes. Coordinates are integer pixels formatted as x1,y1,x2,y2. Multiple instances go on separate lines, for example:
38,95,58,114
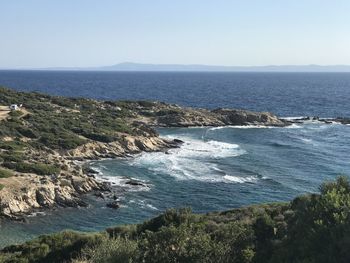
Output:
0,71,349,247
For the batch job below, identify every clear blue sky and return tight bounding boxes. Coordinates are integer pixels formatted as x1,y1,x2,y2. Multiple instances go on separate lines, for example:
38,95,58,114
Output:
1,0,349,68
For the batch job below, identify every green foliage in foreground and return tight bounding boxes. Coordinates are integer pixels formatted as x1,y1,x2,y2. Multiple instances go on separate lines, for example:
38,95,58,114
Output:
1,177,350,263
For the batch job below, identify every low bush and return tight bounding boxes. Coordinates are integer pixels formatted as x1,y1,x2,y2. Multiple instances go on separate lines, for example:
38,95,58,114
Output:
2,231,105,263
0,141,26,151
3,162,60,175
80,132,116,143
0,168,14,178
38,132,86,150
0,152,26,163
80,236,138,263
9,110,23,118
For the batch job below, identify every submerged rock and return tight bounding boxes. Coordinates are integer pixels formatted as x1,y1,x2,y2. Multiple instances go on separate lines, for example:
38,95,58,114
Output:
106,201,120,209
125,179,148,187
335,117,350,125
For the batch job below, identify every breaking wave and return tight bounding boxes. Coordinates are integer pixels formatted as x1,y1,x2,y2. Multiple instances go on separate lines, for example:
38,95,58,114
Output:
208,125,275,131
129,136,252,183
129,199,159,210
223,175,258,183
90,166,152,192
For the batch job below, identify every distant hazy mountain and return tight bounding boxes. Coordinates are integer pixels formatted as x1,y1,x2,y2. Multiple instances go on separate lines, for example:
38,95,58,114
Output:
98,62,350,72
34,62,350,72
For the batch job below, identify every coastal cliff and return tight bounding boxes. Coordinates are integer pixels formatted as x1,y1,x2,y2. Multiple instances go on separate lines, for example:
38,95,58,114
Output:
0,87,302,219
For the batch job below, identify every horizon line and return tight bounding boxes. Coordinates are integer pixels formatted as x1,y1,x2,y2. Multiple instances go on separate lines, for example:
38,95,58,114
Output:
2,62,350,72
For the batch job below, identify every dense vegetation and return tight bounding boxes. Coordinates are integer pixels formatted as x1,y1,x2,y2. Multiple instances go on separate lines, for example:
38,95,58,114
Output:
0,87,155,179
0,87,138,150
0,177,349,263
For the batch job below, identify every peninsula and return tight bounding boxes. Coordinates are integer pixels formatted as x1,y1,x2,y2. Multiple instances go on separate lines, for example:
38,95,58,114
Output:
0,87,287,219
0,87,346,219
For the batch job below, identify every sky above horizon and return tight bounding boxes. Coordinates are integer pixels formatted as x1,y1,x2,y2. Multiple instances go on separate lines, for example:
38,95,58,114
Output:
1,0,349,68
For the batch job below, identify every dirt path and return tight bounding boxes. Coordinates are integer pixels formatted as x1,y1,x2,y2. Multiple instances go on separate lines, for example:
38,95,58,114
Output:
0,106,30,121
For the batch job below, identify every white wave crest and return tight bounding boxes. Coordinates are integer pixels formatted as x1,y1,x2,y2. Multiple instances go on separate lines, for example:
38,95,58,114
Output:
131,136,247,183
285,124,302,129
129,199,159,210
223,175,258,183
208,125,274,131
280,116,308,121
92,167,152,192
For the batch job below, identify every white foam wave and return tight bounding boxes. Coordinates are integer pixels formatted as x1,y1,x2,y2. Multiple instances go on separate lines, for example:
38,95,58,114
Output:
223,175,258,183
285,124,302,129
131,136,247,183
27,211,46,217
280,116,308,121
129,199,159,210
92,168,152,192
208,125,274,131
300,138,313,143
146,204,159,210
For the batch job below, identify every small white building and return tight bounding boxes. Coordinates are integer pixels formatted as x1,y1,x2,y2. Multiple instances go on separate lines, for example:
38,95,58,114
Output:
9,104,19,111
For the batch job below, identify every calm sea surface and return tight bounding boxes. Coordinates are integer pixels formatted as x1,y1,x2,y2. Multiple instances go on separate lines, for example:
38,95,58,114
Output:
0,71,349,247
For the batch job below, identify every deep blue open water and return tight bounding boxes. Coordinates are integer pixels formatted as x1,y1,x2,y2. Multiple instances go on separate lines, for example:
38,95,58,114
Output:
0,71,349,247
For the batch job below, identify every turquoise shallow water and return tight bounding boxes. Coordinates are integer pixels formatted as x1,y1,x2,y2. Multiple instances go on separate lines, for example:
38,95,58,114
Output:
1,122,349,247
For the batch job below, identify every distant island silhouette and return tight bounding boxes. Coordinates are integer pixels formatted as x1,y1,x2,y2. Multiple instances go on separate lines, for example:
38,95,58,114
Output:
12,62,350,72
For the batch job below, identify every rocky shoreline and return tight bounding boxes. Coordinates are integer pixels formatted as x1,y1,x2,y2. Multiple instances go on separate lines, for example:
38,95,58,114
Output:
0,135,182,221
0,88,348,221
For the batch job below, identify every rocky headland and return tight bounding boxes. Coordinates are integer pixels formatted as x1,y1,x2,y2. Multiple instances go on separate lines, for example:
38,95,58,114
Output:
0,87,346,220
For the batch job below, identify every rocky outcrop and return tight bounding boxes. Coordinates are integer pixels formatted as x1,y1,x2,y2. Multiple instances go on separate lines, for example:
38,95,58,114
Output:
129,102,287,127
68,136,181,159
212,108,286,126
0,135,182,219
334,117,350,125
280,116,350,125
0,173,105,220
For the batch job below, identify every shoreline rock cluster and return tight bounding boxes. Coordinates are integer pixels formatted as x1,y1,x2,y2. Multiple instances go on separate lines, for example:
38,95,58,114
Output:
0,135,181,220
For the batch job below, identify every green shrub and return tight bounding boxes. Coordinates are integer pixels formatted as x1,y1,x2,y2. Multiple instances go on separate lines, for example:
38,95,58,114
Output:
2,231,105,263
38,132,86,150
137,207,194,233
3,162,60,175
80,236,138,263
0,152,26,162
0,168,13,178
16,127,38,138
80,132,116,143
0,141,26,151
9,110,24,118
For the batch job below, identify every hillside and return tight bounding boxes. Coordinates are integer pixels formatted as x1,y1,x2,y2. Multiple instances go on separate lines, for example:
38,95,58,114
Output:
0,177,349,263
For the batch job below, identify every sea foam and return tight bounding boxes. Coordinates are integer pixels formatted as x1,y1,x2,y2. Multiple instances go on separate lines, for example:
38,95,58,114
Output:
130,135,249,183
